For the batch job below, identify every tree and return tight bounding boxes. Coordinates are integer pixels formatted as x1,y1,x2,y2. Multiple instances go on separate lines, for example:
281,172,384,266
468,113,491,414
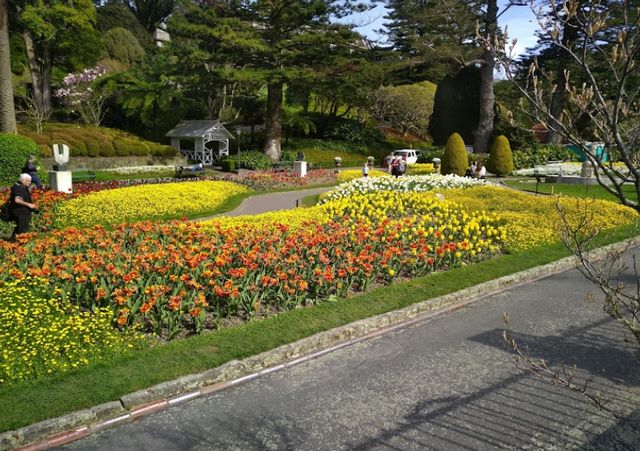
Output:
16,0,102,117
55,66,112,126
494,0,640,212
371,82,435,137
102,27,145,66
383,0,484,83
0,0,16,133
126,0,177,33
441,132,469,176
428,66,480,146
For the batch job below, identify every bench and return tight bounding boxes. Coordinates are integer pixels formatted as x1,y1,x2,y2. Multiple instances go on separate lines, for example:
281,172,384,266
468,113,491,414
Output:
175,163,205,178
71,169,96,182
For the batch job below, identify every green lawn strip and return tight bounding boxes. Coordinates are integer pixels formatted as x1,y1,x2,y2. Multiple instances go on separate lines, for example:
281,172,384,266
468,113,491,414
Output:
2,222,636,432
502,179,639,202
300,194,321,207
92,170,177,181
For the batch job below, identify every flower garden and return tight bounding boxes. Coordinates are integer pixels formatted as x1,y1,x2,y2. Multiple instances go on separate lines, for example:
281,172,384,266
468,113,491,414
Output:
0,172,637,385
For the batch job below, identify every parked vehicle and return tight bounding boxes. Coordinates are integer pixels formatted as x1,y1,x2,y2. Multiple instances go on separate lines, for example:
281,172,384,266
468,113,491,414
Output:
391,149,419,164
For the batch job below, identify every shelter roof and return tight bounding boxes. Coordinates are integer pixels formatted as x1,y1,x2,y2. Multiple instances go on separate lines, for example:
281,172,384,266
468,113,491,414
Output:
165,120,234,139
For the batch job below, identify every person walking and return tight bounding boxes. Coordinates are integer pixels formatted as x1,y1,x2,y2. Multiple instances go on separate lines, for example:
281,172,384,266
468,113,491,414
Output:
362,162,369,178
9,174,38,241
22,154,42,188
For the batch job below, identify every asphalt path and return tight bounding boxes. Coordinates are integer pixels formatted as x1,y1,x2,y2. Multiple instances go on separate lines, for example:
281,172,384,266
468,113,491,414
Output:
222,187,332,217
60,248,640,450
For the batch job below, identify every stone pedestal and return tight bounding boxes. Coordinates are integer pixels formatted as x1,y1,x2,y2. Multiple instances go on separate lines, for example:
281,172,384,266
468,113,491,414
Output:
580,161,594,178
49,171,72,193
294,161,307,178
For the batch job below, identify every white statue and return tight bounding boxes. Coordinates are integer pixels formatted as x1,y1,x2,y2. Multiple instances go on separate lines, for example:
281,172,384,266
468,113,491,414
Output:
52,144,70,170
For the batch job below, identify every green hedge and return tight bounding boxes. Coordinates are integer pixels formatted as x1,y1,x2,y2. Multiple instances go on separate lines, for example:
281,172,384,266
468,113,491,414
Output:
18,123,176,159
0,134,39,185
512,144,579,169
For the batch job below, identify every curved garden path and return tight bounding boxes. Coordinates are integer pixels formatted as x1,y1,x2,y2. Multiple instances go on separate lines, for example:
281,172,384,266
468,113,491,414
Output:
215,186,333,218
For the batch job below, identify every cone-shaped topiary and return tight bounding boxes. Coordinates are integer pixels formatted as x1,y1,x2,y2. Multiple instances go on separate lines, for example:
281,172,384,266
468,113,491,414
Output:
487,135,514,176
441,132,469,176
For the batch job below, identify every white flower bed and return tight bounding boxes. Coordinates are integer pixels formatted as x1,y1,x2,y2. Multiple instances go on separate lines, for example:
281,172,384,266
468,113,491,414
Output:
513,162,629,176
513,162,582,176
320,174,490,202
102,165,176,175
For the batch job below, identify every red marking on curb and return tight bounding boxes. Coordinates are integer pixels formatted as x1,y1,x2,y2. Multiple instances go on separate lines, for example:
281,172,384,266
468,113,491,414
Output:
16,427,90,450
130,400,168,419
199,381,231,395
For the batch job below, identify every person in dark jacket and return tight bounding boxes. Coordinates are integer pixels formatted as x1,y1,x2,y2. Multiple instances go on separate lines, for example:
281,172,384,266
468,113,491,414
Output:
9,174,38,241
21,154,42,188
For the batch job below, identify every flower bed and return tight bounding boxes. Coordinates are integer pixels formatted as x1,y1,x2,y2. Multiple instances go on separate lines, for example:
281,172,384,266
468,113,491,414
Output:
336,169,389,183
0,278,145,384
55,181,249,228
0,193,504,342
440,186,638,250
320,174,488,203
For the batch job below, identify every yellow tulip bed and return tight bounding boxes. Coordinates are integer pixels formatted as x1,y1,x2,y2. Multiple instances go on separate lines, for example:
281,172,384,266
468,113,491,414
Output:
406,163,435,175
55,181,250,228
336,169,389,183
440,186,637,250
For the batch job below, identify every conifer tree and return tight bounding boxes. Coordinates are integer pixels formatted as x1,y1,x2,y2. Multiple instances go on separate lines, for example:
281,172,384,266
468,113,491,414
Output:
441,132,469,176
487,134,513,176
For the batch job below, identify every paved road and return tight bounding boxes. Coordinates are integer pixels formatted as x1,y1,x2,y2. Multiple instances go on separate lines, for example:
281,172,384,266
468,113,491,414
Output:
60,249,640,450
224,187,332,217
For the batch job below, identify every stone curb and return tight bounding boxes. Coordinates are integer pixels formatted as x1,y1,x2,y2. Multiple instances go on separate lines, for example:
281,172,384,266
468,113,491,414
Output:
3,237,637,450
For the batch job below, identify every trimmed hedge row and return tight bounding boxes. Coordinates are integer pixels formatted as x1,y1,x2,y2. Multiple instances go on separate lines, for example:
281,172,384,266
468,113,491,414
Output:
18,123,176,158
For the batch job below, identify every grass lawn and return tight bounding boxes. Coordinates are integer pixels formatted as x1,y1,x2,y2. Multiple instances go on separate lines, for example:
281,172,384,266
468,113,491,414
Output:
502,178,639,202
1,222,638,433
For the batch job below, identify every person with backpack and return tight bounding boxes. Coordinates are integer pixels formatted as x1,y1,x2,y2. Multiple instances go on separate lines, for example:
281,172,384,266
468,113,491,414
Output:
9,173,38,241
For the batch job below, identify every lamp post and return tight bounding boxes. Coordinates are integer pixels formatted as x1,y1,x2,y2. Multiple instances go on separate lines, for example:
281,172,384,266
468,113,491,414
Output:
235,128,241,172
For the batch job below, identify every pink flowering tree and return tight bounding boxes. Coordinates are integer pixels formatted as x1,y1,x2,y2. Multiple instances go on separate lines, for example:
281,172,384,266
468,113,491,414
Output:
55,66,111,126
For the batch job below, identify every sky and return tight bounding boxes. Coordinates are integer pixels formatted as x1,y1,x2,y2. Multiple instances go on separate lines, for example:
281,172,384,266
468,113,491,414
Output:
351,1,540,58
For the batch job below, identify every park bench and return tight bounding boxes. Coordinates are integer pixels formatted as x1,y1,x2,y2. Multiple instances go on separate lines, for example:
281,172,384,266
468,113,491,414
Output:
71,169,96,182
175,163,205,178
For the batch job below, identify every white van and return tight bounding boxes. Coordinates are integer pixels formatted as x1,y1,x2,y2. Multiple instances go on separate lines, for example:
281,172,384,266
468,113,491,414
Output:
392,149,419,164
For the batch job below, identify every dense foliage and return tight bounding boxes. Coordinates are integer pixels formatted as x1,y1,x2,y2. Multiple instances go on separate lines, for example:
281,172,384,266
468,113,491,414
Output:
0,134,38,185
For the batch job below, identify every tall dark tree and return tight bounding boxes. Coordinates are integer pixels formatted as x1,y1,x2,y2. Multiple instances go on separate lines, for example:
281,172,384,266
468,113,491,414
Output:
474,0,497,154
0,0,16,133
428,66,480,145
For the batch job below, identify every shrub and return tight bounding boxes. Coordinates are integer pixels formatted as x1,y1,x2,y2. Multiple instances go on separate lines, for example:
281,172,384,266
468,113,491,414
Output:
487,135,514,176
0,134,39,185
511,143,579,169
102,27,145,65
324,118,384,147
99,140,115,157
220,158,237,172
238,151,273,170
86,141,100,157
441,133,468,176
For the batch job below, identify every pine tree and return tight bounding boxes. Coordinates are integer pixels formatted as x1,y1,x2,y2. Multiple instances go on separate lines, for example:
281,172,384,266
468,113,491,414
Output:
441,132,469,176
384,0,483,83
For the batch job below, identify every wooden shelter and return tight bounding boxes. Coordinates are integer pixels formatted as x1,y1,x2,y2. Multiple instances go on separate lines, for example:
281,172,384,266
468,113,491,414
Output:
165,120,235,165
